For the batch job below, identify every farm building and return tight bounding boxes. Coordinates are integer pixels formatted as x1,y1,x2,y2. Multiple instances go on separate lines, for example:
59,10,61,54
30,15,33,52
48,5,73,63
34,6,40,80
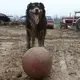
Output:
0,13,10,22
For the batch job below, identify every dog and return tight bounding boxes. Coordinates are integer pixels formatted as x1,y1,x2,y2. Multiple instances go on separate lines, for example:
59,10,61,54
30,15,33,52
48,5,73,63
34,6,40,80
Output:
25,2,47,49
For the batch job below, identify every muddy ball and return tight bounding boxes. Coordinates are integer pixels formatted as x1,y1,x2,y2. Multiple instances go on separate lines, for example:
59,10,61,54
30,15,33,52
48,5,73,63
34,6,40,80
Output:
22,47,52,79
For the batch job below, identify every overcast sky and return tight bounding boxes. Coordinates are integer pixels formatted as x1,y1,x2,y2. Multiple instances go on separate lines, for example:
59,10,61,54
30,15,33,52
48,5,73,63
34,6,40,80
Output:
0,0,80,17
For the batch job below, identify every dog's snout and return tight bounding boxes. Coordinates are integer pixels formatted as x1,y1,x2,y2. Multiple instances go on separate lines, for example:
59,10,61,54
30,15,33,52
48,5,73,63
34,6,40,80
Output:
34,8,39,14
35,9,39,12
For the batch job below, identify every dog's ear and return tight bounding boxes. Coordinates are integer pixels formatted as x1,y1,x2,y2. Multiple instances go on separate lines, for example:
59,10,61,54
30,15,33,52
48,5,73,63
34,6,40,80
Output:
40,2,45,9
40,2,45,18
26,3,32,19
27,3,32,9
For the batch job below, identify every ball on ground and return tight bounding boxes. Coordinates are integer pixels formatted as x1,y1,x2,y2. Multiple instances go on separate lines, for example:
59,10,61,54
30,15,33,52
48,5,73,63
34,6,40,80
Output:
22,47,52,79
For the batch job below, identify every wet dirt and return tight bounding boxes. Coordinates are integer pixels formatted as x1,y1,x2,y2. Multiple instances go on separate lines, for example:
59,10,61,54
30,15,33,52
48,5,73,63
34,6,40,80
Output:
0,26,80,80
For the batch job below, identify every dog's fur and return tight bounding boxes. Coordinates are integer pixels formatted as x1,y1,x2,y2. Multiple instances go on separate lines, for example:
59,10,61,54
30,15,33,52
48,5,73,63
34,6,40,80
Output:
26,2,47,49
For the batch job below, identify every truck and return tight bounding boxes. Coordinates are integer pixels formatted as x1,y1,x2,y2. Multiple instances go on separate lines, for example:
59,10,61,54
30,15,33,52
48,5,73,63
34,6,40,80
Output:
60,11,80,30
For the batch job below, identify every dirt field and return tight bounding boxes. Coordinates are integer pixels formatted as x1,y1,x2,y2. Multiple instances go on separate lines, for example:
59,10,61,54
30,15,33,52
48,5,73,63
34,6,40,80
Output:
0,25,80,80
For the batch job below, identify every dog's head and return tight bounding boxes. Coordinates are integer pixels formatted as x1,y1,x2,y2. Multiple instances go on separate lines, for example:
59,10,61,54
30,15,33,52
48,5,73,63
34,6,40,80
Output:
26,2,45,24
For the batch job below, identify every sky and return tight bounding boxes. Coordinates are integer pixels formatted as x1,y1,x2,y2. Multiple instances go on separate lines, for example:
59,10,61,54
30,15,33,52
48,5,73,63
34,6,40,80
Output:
0,0,80,17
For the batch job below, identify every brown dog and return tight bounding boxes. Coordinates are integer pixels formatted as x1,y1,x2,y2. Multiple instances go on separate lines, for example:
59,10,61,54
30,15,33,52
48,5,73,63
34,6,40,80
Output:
26,2,47,49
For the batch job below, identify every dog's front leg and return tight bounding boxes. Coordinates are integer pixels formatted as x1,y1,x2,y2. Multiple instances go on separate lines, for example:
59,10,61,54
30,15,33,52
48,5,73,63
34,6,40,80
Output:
38,36,45,46
26,29,31,49
38,39,44,46
38,30,45,47
32,36,35,47
31,29,35,47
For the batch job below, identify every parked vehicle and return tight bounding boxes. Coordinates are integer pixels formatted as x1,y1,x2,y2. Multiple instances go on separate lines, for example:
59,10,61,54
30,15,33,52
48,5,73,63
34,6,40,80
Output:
0,13,10,22
46,16,54,29
60,17,74,29
60,11,80,30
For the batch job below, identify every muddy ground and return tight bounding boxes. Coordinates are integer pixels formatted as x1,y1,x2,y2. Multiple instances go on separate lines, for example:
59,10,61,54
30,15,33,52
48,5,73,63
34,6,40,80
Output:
0,25,80,80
